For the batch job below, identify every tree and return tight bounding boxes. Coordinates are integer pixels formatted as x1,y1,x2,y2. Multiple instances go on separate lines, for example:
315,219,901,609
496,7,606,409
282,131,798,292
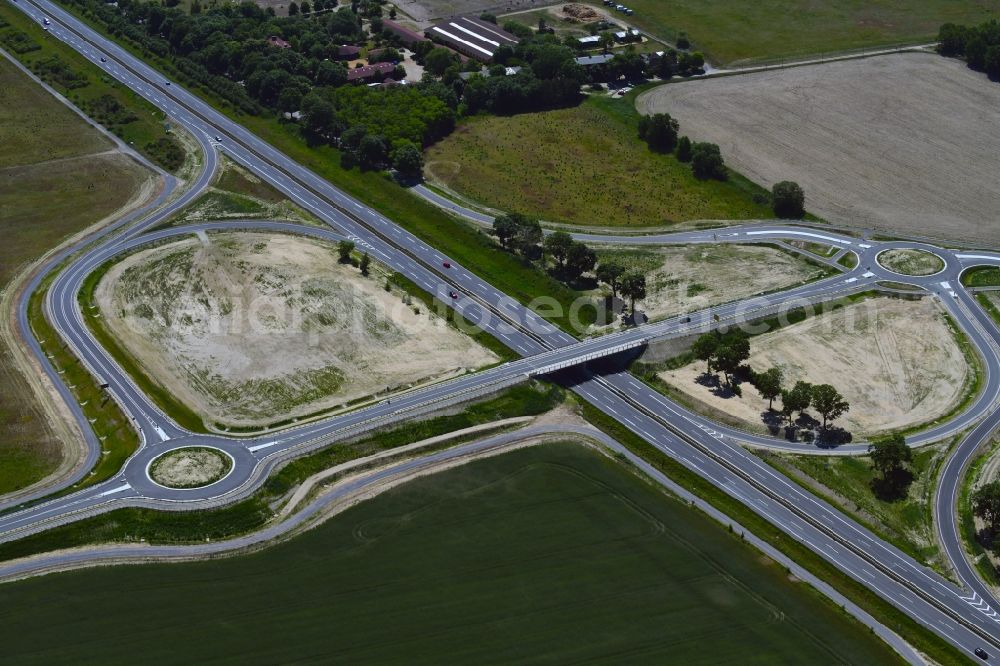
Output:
300,0,311,14
598,32,615,54
620,271,647,314
713,330,749,386
755,367,783,410
811,383,849,429
973,481,1000,534
772,181,805,218
493,215,518,250
691,332,718,374
596,262,625,298
868,433,914,500
288,1,298,15
690,142,726,180
676,32,690,50
937,23,970,56
543,231,573,267
425,47,458,76
676,135,692,162
391,141,423,178
359,251,371,275
781,380,812,423
986,44,1000,79
337,240,355,263
358,134,387,169
565,242,596,281
868,434,912,478
637,113,678,153
513,216,542,257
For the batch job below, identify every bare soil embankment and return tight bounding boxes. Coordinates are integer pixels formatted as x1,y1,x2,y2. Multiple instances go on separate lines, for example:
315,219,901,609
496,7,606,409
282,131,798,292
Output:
660,297,969,436
95,232,497,427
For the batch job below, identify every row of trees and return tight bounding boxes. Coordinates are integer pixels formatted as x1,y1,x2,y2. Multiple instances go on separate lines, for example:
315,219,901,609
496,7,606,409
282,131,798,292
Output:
637,113,727,181
491,214,647,315
938,20,1000,79
691,331,850,429
637,114,805,215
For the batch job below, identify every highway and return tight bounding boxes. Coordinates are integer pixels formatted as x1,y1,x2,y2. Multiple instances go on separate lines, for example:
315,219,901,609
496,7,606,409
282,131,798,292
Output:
8,0,1000,658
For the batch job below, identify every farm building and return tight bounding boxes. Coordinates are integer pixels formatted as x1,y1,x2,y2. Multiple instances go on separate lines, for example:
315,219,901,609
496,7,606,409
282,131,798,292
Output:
347,62,396,83
382,19,428,47
334,45,361,60
425,17,519,62
575,53,614,67
578,35,600,46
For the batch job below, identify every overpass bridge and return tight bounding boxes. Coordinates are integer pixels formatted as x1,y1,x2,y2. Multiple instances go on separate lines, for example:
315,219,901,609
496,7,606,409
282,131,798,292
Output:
526,339,650,377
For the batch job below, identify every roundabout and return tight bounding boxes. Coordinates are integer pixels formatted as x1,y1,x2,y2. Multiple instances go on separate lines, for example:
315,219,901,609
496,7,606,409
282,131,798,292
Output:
876,247,947,277
148,446,234,490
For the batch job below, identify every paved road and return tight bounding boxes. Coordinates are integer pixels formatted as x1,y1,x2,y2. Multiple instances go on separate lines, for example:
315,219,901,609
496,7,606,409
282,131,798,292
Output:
9,0,1000,658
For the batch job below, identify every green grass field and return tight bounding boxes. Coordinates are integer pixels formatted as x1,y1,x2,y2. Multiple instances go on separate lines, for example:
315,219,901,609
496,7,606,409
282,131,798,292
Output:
760,444,949,569
0,443,901,664
0,55,149,495
425,95,775,228
617,0,1000,65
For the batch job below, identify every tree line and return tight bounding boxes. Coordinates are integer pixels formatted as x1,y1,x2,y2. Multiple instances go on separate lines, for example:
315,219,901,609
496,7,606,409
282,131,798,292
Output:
637,112,806,217
938,20,1000,80
491,213,647,318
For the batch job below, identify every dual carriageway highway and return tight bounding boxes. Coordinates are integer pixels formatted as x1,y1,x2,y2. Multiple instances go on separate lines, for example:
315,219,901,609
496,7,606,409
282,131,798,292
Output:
9,0,1000,659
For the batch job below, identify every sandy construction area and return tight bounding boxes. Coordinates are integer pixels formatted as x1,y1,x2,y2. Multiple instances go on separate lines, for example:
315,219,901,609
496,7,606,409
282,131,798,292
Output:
660,297,969,436
95,233,497,427
596,243,828,323
637,53,1000,244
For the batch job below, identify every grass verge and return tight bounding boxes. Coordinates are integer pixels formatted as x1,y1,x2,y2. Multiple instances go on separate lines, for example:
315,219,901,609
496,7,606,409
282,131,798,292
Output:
0,381,562,560
759,442,952,571
963,266,1000,288
25,277,139,495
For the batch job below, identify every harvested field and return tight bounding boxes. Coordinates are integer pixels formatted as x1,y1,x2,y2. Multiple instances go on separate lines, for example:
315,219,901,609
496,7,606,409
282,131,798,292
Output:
94,232,497,427
595,243,829,323
425,96,774,227
637,53,1000,244
660,297,970,436
149,447,231,489
0,55,152,495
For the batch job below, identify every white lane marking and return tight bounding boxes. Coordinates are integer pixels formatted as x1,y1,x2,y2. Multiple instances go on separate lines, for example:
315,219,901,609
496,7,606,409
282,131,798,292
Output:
957,254,1000,262
940,281,952,290
862,271,875,278
97,483,131,497
745,230,850,245
248,441,280,453
858,243,872,249
844,277,857,284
